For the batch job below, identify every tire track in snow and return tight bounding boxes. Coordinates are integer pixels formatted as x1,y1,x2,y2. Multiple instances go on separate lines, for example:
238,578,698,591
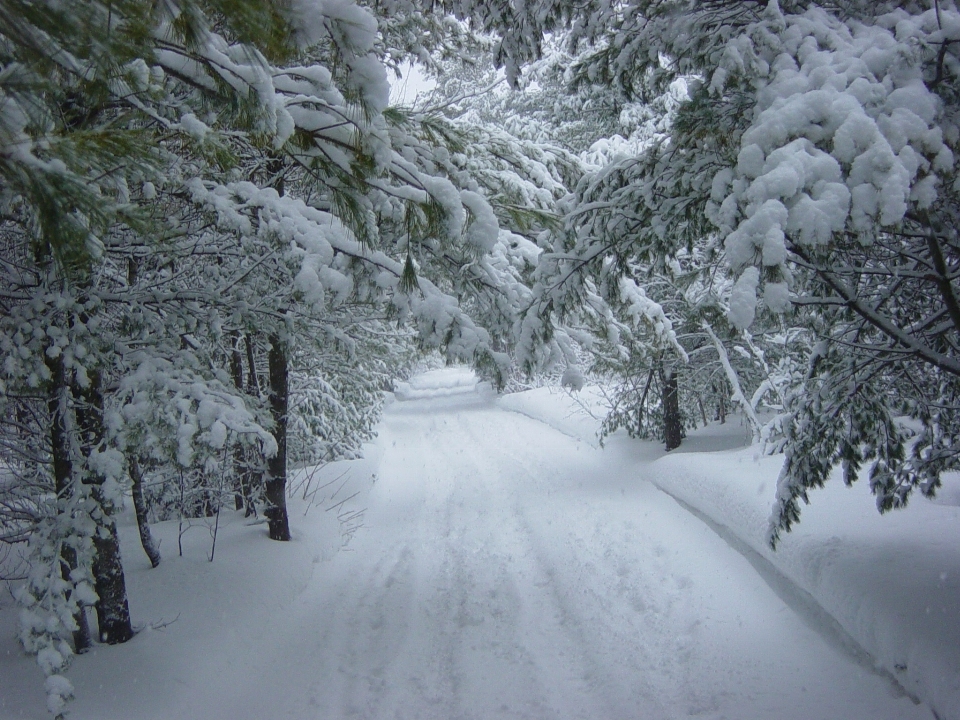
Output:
334,403,463,720
334,542,419,718
348,396,620,719
229,381,932,720
436,408,611,720
402,403,594,719
450,402,932,720
454,409,685,719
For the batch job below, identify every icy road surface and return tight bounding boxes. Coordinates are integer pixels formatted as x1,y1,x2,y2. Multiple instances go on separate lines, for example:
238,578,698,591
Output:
1,368,931,719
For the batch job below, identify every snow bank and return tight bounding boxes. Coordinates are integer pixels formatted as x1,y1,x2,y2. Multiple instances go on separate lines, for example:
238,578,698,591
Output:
497,385,606,447
0,450,380,719
3,375,952,718
500,383,960,720
653,448,960,720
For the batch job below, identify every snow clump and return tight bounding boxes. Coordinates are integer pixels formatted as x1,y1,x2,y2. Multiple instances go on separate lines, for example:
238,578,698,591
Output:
708,7,956,327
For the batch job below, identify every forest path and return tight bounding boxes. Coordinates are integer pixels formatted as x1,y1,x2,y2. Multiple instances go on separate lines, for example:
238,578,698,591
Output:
216,368,927,720
6,368,933,720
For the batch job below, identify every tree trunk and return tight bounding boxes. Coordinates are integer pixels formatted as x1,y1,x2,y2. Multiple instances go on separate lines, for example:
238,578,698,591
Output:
636,367,655,437
265,334,291,541
15,400,29,444
128,456,161,568
229,331,245,390
45,354,92,653
87,484,134,644
74,370,134,644
259,160,289,537
240,334,259,517
239,447,258,518
245,334,260,395
662,367,683,451
127,256,139,286
228,332,253,513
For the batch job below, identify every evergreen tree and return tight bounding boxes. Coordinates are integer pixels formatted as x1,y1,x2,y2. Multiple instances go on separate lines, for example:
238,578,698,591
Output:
455,0,960,537
1,1,551,714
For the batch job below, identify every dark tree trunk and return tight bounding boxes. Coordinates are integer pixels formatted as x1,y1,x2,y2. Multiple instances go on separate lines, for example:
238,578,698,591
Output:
239,334,259,517
127,256,139,286
128,456,161,568
15,400,29,442
45,354,92,654
257,161,288,535
265,334,291,541
88,483,134,643
239,446,258,518
74,370,134,644
229,331,245,390
229,332,249,512
265,154,286,196
662,367,683,451
636,367,655,437
245,334,260,395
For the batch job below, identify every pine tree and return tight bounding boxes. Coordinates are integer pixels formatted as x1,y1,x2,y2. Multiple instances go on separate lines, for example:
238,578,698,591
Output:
3,2,566,712
451,0,960,536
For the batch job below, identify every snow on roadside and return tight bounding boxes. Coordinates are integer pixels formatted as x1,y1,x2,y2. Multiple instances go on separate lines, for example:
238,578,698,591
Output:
0,449,380,720
497,385,607,447
502,384,960,720
653,448,960,720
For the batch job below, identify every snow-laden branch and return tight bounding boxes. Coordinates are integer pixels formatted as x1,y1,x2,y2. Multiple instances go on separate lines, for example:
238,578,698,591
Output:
701,322,761,440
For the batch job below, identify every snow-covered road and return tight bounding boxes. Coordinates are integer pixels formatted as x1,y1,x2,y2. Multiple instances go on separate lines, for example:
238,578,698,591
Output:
0,368,934,719
219,369,926,720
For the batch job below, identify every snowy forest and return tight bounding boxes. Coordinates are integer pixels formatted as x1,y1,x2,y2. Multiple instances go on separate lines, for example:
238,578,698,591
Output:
1,0,960,718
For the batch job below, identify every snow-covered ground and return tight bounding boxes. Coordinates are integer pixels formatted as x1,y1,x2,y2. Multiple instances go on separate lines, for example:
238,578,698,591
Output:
652,443,960,720
0,367,950,719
